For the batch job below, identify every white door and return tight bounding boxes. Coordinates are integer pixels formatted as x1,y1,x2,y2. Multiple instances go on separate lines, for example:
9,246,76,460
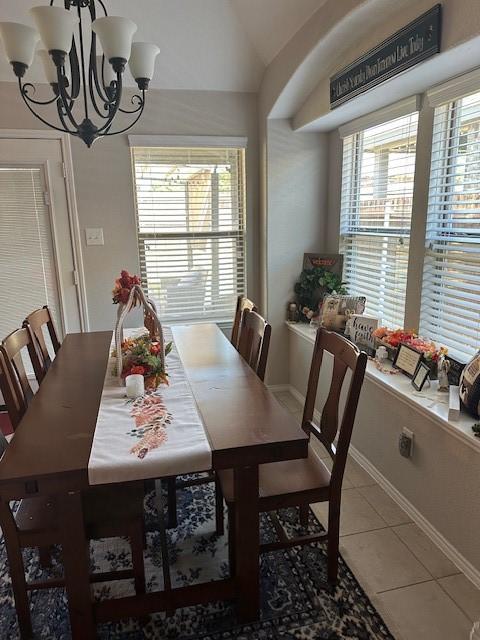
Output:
0,137,84,342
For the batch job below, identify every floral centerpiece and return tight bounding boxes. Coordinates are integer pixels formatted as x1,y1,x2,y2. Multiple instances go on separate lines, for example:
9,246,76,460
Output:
373,327,447,378
117,335,172,390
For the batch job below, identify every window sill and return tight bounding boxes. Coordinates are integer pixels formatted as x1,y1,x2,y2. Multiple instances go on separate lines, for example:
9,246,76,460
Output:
286,321,480,453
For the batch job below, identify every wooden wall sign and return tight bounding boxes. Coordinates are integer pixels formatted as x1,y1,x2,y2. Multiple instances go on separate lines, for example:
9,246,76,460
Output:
330,5,441,108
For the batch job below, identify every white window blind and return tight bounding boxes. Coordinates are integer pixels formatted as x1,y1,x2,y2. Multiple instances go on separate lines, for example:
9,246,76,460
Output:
0,167,61,344
340,112,419,327
420,90,480,361
131,146,246,322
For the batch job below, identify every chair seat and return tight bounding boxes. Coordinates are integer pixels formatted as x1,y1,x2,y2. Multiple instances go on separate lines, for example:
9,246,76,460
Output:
15,483,144,538
218,443,331,503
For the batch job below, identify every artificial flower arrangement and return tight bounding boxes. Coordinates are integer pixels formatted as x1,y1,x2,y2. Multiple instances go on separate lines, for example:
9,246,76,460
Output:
112,270,141,305
373,327,448,363
114,335,172,390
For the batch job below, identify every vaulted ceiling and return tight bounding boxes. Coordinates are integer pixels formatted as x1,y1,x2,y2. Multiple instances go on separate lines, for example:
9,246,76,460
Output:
0,0,326,91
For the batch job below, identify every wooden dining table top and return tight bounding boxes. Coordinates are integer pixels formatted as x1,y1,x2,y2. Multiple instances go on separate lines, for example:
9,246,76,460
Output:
0,323,308,494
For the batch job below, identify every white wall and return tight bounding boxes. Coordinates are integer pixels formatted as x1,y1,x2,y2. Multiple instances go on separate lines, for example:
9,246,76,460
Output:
0,83,259,330
265,119,327,385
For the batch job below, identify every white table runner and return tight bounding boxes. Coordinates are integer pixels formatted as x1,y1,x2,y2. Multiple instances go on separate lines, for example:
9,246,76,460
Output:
88,327,212,485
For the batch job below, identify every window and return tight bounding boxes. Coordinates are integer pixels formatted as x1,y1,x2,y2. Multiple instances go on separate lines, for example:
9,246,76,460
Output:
420,90,480,361
340,112,419,327
0,167,61,341
131,146,246,322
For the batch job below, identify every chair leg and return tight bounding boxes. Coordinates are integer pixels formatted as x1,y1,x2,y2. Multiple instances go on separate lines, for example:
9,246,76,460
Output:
327,500,341,585
130,522,146,596
227,504,236,578
166,477,178,529
215,475,224,536
299,504,309,528
38,546,52,569
1,504,33,639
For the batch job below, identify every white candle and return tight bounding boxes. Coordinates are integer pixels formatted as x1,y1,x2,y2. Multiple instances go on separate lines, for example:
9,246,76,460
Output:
125,374,145,398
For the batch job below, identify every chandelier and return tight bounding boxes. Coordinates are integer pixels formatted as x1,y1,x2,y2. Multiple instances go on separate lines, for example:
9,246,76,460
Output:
0,1,159,147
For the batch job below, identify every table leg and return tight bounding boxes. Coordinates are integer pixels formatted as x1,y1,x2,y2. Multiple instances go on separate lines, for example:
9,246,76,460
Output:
233,465,260,621
59,491,96,640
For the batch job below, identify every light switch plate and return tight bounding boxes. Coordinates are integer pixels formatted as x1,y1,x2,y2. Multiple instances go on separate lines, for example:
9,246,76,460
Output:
85,228,104,245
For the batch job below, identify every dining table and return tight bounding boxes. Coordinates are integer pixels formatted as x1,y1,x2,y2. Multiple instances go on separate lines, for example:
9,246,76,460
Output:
0,323,309,638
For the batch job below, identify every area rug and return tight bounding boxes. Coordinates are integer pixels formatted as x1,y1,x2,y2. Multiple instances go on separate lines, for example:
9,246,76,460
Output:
0,479,394,639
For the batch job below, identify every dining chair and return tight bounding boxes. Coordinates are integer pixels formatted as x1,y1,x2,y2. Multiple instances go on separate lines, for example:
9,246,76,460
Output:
237,309,271,381
0,330,146,639
231,295,257,349
218,328,367,584
23,306,61,383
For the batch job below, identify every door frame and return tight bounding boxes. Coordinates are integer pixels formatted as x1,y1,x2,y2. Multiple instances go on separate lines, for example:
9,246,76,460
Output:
0,129,89,331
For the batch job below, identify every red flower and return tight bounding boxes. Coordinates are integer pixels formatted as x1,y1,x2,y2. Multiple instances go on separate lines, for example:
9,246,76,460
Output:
130,365,146,376
150,343,161,355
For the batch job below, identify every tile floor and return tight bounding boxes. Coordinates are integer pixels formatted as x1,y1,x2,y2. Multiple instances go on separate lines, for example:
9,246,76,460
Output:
274,390,480,640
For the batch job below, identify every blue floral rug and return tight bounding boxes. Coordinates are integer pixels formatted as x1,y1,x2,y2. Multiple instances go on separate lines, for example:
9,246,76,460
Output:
0,480,394,639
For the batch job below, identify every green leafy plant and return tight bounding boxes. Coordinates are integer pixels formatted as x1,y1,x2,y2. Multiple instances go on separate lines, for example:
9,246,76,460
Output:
294,266,347,321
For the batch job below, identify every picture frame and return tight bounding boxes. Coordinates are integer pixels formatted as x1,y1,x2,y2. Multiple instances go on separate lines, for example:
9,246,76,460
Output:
392,343,423,378
412,361,431,391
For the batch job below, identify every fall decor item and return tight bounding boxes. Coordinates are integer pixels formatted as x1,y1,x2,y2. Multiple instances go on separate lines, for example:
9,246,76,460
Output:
372,327,447,378
294,265,347,322
112,270,167,388
460,351,480,418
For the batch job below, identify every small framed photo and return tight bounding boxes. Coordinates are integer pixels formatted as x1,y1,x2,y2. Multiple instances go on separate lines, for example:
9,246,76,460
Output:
392,343,423,378
412,361,431,391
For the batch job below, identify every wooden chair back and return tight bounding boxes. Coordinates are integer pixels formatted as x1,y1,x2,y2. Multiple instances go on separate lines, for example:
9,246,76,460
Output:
23,306,60,382
237,309,271,382
231,295,257,349
302,328,367,493
0,328,37,430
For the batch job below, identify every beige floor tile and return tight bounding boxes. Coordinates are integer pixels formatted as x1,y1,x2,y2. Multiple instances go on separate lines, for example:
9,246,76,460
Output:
438,574,480,623
309,435,331,459
359,485,411,526
292,410,303,425
339,528,431,594
375,581,472,640
311,488,387,536
274,391,302,413
393,523,458,579
344,456,376,488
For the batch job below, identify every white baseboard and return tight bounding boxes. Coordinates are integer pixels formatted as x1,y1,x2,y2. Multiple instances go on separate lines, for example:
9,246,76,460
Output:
287,384,480,590
266,384,290,393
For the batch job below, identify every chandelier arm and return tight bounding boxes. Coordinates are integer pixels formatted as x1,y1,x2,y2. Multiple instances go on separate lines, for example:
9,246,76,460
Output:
56,65,81,130
69,39,81,100
118,94,144,115
88,65,113,119
101,92,146,136
88,1,114,108
96,71,124,134
56,98,78,135
21,83,59,106
19,78,71,134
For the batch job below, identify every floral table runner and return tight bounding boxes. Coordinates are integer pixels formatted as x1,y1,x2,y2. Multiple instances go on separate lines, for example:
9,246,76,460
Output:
88,327,212,485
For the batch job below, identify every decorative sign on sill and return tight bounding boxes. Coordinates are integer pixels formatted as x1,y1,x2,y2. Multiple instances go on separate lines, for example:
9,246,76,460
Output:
330,4,442,108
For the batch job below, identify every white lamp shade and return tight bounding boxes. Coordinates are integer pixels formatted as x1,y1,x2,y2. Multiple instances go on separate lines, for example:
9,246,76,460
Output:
0,22,39,67
30,6,78,54
129,42,159,80
96,55,116,85
38,50,57,84
92,16,137,61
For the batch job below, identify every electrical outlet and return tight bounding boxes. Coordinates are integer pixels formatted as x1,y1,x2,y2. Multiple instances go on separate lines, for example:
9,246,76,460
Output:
399,427,414,458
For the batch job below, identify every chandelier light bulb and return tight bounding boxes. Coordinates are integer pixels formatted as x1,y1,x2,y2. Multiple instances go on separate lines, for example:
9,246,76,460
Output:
92,16,137,65
0,22,39,73
30,6,78,56
96,55,116,87
129,42,160,88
